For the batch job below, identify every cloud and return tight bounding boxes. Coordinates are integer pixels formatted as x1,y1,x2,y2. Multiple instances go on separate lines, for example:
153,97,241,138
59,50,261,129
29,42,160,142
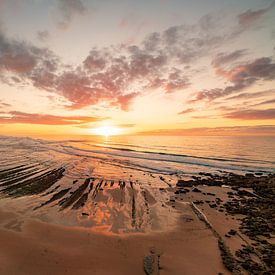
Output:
224,57,275,81
224,108,275,120
190,57,275,103
191,115,218,119
57,0,86,29
226,89,275,100
0,2,274,114
0,100,10,109
0,111,104,125
37,30,50,42
178,108,193,115
116,123,136,128
253,99,275,106
115,92,140,111
1,26,146,111
137,125,275,136
237,1,275,26
84,49,107,71
165,69,190,92
0,27,59,91
187,3,275,104
56,70,98,109
211,50,247,67
77,123,135,129
1,52,36,73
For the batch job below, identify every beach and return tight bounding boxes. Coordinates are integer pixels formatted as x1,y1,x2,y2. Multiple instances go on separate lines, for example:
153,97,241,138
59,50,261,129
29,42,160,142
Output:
0,136,274,274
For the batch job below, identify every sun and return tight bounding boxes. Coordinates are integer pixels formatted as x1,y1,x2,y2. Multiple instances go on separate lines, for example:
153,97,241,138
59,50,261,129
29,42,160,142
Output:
92,126,121,137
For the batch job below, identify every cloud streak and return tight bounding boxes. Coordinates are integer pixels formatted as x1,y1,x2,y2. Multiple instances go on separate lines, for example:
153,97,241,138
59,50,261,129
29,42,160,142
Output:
253,99,275,106
0,100,10,109
237,0,275,26
137,125,275,136
0,111,104,125
224,108,275,120
178,108,194,115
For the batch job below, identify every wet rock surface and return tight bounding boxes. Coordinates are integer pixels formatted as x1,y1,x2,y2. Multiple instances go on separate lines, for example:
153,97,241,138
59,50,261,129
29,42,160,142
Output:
175,172,275,274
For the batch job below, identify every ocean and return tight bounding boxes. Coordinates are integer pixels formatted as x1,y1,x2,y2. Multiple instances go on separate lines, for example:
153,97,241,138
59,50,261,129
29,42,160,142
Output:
0,135,274,176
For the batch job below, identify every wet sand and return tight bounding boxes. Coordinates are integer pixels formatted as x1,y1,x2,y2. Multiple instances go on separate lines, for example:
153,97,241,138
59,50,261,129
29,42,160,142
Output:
0,208,228,275
0,157,274,274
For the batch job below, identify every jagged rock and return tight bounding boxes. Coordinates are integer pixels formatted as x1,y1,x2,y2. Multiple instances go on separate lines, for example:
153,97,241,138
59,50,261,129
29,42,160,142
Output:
176,180,194,187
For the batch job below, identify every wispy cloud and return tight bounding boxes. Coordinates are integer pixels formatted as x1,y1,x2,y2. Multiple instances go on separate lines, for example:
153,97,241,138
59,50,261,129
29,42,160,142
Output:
224,108,275,120
0,100,10,109
0,111,105,125
178,108,194,115
253,99,275,106
77,123,135,129
189,57,275,103
56,0,86,29
237,0,275,26
226,89,275,100
37,30,50,42
211,50,247,67
137,125,275,136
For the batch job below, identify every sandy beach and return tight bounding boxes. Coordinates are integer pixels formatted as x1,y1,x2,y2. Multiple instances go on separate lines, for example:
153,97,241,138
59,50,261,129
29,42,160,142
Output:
0,153,274,274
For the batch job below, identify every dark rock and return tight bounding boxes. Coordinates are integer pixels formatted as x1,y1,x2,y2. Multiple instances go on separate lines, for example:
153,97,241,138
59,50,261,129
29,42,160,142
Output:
193,200,204,205
192,187,202,193
176,180,194,187
218,240,237,272
255,172,263,176
228,229,237,236
237,190,255,197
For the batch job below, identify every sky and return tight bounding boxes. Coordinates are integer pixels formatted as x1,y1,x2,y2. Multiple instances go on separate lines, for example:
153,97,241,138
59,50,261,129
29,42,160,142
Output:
0,0,275,136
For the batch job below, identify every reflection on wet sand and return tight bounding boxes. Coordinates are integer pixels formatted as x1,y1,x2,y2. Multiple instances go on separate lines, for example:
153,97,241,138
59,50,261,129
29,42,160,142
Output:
0,156,179,233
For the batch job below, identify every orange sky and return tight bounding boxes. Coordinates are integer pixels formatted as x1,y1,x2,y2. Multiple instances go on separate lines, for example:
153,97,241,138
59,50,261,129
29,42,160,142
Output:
0,0,275,136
